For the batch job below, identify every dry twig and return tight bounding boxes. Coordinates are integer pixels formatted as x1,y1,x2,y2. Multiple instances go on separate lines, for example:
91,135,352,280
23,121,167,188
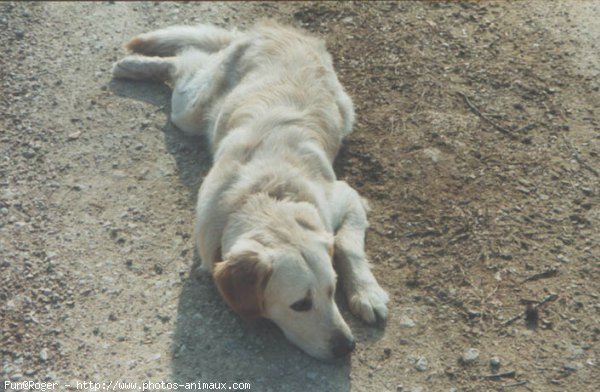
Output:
457,92,520,141
484,370,517,380
521,267,559,283
561,134,599,177
503,380,528,388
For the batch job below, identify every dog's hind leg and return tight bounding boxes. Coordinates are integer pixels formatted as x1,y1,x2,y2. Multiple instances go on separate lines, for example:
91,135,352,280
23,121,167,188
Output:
112,55,177,82
125,25,238,57
169,41,252,137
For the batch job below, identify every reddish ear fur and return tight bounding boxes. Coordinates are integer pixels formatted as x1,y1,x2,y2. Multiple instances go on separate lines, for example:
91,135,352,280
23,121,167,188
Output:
213,251,273,320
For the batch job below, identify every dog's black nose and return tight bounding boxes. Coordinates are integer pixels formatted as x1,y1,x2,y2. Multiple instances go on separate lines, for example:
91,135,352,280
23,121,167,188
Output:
330,331,356,357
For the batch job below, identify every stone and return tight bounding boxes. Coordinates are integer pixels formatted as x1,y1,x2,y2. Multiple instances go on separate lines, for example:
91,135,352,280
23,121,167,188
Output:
399,316,416,328
462,348,479,364
490,356,501,368
415,357,428,372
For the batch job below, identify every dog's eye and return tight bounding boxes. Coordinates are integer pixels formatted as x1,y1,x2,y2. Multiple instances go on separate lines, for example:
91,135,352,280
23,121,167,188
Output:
290,297,312,312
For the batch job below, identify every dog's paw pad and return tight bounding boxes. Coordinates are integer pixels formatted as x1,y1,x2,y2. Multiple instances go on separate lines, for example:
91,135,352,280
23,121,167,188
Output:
348,282,389,325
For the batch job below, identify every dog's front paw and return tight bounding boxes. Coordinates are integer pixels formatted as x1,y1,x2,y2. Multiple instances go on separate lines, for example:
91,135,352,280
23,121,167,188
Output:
346,279,389,325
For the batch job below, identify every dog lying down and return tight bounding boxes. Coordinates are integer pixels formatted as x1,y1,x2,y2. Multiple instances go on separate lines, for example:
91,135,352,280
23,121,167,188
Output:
113,21,389,359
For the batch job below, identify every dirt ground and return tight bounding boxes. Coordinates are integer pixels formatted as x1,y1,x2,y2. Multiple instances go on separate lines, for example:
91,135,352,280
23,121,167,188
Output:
1,1,598,391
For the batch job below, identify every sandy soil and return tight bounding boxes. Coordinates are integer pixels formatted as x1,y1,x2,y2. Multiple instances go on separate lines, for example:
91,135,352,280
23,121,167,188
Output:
1,2,598,391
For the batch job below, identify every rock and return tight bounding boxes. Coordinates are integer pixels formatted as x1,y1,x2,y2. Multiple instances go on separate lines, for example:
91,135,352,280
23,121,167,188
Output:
462,348,479,364
149,353,161,361
11,372,23,381
581,187,593,196
306,371,317,380
384,347,392,356
399,315,416,328
563,363,581,372
15,30,25,39
44,372,57,381
415,356,428,372
410,387,424,392
39,348,49,362
67,130,81,141
423,147,441,163
557,254,570,263
22,149,36,159
570,347,584,359
490,356,501,368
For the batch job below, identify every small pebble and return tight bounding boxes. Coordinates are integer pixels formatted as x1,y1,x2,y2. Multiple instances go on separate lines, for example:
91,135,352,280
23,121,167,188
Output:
15,30,25,39
39,348,48,362
44,372,57,381
563,363,580,372
570,347,584,359
581,187,593,196
423,147,441,163
556,254,570,263
399,315,416,328
490,356,501,368
462,348,480,364
415,357,428,372
11,373,23,381
22,149,36,159
67,130,81,140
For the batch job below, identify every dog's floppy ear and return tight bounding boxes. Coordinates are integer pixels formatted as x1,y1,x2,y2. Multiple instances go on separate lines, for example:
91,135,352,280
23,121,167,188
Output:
213,250,273,321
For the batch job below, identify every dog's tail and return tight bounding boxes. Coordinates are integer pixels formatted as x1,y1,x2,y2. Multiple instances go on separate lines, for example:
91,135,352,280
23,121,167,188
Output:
125,25,238,57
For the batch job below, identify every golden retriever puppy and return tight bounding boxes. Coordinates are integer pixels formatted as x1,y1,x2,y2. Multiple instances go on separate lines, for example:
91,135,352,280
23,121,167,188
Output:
113,21,389,359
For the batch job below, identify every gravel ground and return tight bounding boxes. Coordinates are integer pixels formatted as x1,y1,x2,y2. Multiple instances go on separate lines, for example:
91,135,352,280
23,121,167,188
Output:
1,2,598,392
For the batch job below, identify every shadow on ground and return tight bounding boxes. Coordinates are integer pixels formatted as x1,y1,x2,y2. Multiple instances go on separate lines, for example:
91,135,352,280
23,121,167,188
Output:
108,79,211,201
109,78,353,391
172,269,351,391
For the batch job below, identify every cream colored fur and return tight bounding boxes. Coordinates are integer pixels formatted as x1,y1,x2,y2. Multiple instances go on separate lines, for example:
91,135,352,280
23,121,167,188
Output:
113,21,388,359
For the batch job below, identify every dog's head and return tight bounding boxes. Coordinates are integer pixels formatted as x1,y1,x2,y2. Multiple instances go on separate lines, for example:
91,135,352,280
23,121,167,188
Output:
213,196,355,359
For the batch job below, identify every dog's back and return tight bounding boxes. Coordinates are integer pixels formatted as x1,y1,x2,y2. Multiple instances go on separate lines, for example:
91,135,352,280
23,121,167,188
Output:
114,21,355,160
216,23,355,158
